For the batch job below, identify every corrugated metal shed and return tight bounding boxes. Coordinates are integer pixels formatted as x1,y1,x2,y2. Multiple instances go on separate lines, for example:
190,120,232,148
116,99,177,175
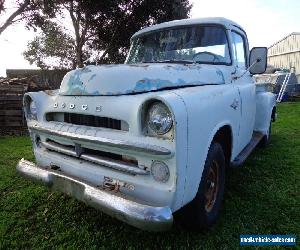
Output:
268,32,300,82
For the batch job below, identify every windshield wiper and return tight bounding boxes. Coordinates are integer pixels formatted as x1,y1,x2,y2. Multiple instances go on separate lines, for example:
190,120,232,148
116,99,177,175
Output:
142,59,195,64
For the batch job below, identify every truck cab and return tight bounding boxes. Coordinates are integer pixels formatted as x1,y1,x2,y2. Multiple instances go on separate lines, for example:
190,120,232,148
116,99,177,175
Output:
17,17,276,231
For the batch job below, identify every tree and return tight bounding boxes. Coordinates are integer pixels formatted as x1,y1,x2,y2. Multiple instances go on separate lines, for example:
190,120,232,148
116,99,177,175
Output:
24,0,96,69
0,1,4,13
68,0,93,68
24,0,192,69
23,21,77,69
83,0,192,64
0,0,31,35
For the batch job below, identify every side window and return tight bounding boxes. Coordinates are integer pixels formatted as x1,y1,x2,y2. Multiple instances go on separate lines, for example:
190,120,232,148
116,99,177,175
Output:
232,32,246,69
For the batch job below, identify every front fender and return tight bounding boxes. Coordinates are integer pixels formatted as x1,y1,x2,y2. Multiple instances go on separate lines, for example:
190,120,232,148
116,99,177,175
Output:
173,84,240,206
150,91,188,211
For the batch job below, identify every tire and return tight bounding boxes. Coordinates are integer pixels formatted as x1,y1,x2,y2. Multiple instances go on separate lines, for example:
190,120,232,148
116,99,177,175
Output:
260,120,272,147
179,142,226,230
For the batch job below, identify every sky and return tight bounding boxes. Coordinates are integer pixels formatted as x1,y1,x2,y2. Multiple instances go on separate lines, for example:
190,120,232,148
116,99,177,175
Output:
190,0,300,47
0,0,299,76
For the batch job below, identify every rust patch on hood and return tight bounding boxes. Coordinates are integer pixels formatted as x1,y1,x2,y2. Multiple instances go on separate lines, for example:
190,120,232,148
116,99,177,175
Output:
59,64,225,96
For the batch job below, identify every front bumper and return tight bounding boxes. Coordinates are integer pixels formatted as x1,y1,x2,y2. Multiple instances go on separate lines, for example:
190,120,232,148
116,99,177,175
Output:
16,159,173,231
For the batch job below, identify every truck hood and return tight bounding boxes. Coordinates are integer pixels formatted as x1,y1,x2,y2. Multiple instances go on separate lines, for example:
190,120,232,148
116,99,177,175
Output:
59,64,226,96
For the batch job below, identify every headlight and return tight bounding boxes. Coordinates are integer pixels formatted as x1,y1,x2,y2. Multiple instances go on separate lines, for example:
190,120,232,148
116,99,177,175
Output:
146,102,173,135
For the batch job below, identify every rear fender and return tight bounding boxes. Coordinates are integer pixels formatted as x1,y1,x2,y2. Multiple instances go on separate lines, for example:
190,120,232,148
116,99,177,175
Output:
254,92,276,135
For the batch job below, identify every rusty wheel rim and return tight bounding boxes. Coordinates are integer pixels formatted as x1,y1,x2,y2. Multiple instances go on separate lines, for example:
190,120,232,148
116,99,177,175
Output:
204,160,219,213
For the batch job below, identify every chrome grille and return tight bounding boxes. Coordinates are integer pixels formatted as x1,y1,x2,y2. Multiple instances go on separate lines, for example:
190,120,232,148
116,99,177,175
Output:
42,139,149,175
46,112,123,130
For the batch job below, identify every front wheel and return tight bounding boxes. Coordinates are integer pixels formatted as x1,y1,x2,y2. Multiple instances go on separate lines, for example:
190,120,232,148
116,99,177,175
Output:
179,142,225,230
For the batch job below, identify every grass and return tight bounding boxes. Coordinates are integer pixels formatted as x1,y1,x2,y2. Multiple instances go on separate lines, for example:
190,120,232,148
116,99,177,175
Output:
0,102,299,249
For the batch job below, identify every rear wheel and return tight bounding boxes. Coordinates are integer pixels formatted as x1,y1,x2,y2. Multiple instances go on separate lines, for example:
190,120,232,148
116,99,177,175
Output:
179,142,225,230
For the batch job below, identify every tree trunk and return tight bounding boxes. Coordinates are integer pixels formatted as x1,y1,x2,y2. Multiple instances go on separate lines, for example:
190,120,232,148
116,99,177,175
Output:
76,46,84,68
0,0,30,35
69,0,84,68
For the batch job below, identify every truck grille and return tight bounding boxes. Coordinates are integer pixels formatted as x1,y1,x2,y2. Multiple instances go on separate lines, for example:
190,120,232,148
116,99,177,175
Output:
41,139,149,175
46,112,127,131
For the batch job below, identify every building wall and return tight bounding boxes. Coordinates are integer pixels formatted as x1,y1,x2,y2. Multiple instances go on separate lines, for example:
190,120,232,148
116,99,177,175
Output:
268,33,300,82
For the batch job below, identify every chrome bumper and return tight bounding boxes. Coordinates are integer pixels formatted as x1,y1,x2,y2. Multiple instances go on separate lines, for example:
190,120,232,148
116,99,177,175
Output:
16,159,173,231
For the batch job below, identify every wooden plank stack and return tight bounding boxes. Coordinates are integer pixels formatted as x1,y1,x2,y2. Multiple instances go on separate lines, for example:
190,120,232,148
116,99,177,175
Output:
0,72,63,135
0,77,37,135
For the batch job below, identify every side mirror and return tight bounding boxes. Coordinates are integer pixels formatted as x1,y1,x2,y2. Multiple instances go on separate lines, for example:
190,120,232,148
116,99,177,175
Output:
249,47,267,74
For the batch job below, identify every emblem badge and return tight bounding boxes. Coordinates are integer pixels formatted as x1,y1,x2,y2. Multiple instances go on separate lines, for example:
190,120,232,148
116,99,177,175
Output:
230,99,239,110
82,104,88,110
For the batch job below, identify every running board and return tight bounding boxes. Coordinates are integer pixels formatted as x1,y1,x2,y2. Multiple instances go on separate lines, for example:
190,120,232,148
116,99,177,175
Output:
231,132,264,167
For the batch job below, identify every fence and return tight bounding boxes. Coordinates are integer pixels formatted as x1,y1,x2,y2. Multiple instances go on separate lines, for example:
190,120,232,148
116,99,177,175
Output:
0,83,28,135
6,69,67,89
1,69,67,135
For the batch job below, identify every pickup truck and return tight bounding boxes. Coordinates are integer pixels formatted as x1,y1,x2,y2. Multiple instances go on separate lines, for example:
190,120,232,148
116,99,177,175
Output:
17,17,276,231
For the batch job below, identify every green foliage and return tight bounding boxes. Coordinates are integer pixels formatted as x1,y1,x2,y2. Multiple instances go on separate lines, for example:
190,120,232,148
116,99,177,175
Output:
0,102,299,249
83,0,192,64
23,22,76,69
23,0,192,69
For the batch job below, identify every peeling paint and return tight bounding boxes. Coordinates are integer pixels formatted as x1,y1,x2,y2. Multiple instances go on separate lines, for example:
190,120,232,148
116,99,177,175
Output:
128,64,150,69
134,78,175,92
59,64,226,96
81,66,93,73
88,74,97,82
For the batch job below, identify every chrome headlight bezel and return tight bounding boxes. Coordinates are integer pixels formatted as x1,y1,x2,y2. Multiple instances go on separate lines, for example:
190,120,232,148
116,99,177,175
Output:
143,100,174,139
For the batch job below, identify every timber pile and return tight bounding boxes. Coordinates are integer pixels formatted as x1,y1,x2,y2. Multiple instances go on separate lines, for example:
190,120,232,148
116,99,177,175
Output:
0,76,47,135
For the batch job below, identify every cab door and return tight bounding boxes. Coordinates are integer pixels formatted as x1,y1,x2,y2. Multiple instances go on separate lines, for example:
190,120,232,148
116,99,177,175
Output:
231,31,256,150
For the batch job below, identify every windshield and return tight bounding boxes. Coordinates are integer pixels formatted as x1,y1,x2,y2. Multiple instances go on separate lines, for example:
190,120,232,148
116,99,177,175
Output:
126,25,231,65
